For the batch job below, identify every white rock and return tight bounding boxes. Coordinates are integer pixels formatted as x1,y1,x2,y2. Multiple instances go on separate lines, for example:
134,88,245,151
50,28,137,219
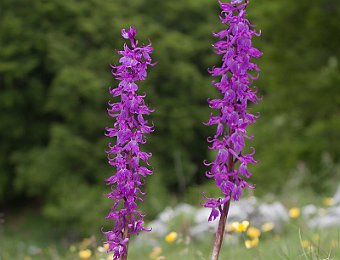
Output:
333,184,340,205
302,204,317,218
190,223,213,238
147,220,168,236
259,202,289,222
308,215,340,228
308,205,340,228
173,203,195,216
228,204,248,221
158,207,175,223
228,197,257,221
194,208,211,224
328,206,340,216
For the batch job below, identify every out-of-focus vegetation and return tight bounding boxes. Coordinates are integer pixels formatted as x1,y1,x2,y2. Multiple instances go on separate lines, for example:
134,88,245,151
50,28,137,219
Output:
0,0,339,239
2,198,340,260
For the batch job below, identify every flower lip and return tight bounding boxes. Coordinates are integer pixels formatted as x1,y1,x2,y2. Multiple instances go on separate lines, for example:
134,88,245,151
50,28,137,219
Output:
231,0,243,4
121,26,137,47
121,26,136,40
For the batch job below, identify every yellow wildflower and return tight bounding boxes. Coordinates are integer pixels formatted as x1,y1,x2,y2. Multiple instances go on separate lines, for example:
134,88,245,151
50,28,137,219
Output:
165,232,178,243
149,246,162,259
107,254,114,260
301,240,311,249
103,243,110,251
289,207,300,218
230,222,239,231
247,227,261,239
226,224,233,232
323,197,334,207
245,238,259,249
261,222,274,232
230,220,249,232
79,249,92,259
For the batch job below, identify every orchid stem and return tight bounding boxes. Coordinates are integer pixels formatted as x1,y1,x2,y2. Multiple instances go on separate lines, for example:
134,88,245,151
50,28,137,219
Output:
121,152,133,260
212,144,234,260
121,213,131,260
211,200,231,260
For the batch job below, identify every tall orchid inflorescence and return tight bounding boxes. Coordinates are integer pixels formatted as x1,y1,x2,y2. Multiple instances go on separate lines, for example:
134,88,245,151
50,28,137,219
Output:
203,0,262,259
103,26,155,260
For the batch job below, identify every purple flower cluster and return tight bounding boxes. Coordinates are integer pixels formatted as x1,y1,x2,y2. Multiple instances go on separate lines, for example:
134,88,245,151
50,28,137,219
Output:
103,26,155,259
203,0,262,221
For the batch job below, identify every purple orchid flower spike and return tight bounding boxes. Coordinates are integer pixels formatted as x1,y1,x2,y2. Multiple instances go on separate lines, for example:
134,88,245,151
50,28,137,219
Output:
203,1,262,259
103,26,155,260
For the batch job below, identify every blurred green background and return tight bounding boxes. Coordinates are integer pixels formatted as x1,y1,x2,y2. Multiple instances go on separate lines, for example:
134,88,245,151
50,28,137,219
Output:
0,0,339,250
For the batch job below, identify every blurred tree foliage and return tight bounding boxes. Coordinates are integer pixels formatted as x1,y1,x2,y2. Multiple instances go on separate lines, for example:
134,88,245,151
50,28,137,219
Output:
251,0,340,192
0,0,339,235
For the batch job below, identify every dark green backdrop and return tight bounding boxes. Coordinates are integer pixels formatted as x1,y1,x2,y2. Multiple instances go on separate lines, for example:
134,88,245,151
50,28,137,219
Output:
1,0,339,235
